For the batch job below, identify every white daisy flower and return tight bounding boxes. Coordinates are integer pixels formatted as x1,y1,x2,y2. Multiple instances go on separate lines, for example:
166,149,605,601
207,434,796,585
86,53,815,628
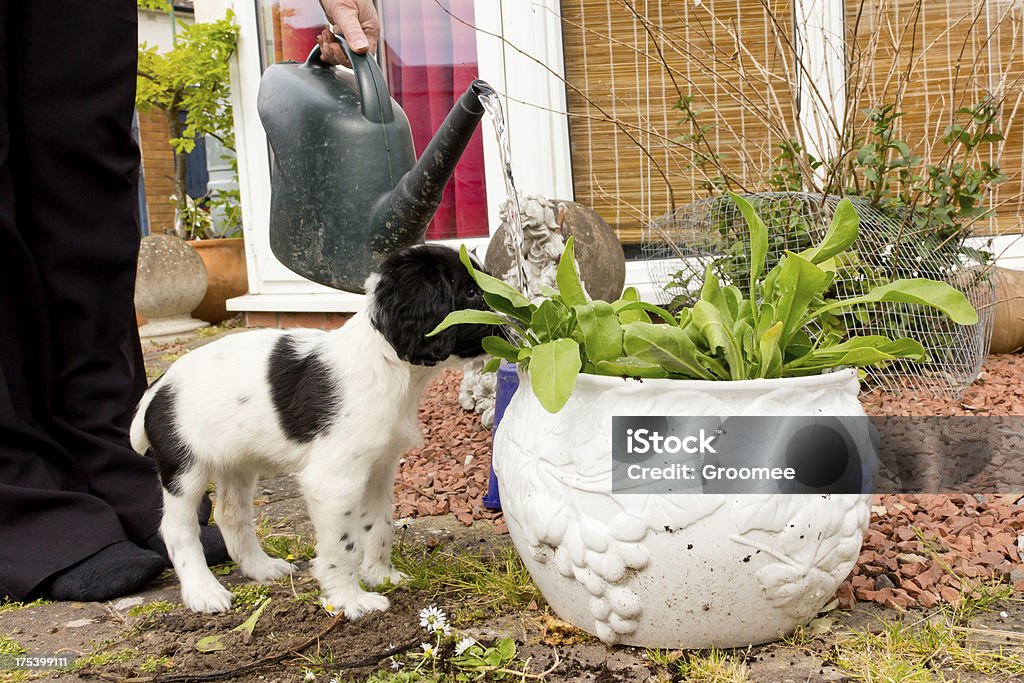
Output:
390,658,402,670
303,669,316,682
454,636,476,656
420,642,436,659
419,605,448,633
394,518,413,529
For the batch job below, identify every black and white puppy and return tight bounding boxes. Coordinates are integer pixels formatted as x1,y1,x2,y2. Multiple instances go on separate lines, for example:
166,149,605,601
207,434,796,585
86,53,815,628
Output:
130,245,493,617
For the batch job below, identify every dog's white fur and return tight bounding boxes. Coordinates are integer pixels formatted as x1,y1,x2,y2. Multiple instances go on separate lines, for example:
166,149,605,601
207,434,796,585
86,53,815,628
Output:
131,249,489,617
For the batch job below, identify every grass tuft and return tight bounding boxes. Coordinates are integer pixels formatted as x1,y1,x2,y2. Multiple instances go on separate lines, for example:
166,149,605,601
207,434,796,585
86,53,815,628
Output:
0,599,50,615
675,648,750,682
829,612,1024,680
391,541,541,623
231,584,271,610
127,601,176,618
0,635,26,658
70,648,139,671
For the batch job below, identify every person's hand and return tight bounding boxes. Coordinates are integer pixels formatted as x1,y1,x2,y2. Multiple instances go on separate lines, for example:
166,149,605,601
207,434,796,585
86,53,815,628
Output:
317,0,380,67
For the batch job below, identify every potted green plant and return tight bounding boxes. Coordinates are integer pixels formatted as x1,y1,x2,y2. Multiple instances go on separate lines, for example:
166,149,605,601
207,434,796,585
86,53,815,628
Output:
430,194,977,648
136,11,246,324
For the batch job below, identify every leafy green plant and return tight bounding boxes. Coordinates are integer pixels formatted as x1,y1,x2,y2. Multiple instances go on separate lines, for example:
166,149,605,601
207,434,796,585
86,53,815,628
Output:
137,0,171,11
846,99,1005,272
430,194,978,413
136,12,239,238
398,605,532,681
672,95,729,196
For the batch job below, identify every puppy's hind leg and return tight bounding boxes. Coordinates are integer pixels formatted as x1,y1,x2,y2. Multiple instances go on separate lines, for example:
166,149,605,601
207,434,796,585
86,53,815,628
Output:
358,457,406,587
214,472,292,581
299,456,390,620
162,469,233,613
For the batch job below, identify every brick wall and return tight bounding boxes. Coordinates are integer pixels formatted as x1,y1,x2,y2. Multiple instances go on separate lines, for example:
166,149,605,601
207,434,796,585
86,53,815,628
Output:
244,312,353,330
139,108,177,234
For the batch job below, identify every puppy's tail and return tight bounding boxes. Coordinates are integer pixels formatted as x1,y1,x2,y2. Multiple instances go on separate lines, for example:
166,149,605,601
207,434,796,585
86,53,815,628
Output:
129,387,155,455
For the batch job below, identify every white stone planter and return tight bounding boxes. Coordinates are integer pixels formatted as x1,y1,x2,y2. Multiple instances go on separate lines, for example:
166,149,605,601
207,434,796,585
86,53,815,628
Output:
492,369,871,649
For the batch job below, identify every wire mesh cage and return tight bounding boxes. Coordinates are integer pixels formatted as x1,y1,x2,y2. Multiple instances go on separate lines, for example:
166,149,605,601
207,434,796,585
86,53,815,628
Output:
641,192,995,397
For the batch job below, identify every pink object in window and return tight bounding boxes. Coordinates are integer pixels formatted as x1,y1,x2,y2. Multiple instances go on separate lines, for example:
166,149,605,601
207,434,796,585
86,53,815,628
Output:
382,0,488,240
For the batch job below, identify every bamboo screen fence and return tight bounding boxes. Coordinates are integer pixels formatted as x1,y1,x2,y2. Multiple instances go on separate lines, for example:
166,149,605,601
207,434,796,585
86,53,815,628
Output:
560,0,1023,243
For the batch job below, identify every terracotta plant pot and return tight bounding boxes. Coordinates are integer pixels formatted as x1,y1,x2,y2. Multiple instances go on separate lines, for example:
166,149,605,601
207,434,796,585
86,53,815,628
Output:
493,369,871,648
187,237,249,324
991,266,1024,354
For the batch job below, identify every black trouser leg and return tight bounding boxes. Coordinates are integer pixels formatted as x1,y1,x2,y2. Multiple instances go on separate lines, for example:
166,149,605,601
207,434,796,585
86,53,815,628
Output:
0,0,162,600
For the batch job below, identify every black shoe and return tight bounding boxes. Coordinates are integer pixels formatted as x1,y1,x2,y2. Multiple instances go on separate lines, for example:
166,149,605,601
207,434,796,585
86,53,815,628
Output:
39,542,168,602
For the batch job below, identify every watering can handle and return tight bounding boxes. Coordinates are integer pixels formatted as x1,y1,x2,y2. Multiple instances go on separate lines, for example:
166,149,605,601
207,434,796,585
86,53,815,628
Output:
305,33,394,124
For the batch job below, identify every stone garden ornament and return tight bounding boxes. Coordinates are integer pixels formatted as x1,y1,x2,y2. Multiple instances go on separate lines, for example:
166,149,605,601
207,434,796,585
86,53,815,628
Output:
462,194,626,426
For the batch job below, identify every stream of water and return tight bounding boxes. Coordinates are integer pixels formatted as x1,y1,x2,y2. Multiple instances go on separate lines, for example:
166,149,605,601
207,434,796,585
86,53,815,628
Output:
474,83,529,296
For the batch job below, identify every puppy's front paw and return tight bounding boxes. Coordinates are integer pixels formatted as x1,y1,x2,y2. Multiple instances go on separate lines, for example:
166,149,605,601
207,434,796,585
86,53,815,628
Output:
182,580,233,613
323,591,390,620
360,564,408,587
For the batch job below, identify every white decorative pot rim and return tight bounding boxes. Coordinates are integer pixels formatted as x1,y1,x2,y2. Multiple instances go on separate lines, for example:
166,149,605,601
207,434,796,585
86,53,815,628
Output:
560,366,858,392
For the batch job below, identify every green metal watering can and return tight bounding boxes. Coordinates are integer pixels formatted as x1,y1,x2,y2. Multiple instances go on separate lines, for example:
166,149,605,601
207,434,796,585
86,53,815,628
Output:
257,34,492,293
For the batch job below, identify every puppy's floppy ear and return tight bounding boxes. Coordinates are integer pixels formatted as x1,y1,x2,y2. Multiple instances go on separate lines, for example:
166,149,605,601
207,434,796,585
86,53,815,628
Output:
370,247,459,366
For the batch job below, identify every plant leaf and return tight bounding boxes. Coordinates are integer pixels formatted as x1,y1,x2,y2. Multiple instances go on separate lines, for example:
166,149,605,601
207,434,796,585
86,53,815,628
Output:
614,287,650,323
770,253,833,345
789,336,927,367
691,301,746,379
729,192,768,293
482,335,519,362
757,321,784,378
497,638,517,661
622,322,716,380
459,245,532,309
484,292,532,324
195,634,226,653
612,301,678,325
799,198,860,264
594,357,670,378
232,598,271,638
531,300,570,341
555,236,588,307
528,339,582,413
574,301,623,363
815,279,978,325
426,309,509,336
783,345,926,375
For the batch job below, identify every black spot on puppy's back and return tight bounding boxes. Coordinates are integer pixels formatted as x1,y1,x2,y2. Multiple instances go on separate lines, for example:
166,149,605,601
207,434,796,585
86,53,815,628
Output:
145,384,194,496
267,334,340,442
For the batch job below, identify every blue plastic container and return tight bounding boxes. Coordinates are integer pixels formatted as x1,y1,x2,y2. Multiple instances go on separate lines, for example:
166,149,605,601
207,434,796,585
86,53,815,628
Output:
483,362,520,510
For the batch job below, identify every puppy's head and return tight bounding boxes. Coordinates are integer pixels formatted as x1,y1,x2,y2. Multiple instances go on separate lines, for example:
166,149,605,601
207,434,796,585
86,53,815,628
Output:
368,245,495,366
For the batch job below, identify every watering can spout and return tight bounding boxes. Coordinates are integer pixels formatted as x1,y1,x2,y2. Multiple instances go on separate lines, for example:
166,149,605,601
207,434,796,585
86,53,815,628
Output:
372,80,490,253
